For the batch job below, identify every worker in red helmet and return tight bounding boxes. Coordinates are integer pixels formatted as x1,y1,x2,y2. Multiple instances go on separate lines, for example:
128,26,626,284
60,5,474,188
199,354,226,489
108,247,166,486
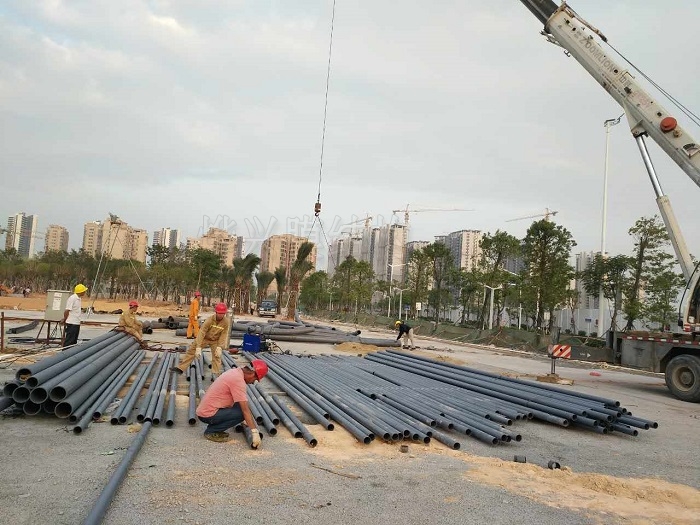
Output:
117,300,143,341
196,359,269,444
172,302,230,376
187,291,202,339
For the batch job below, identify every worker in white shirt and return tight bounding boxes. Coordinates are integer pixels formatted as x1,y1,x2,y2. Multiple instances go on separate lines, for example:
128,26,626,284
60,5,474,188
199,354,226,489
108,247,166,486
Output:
63,284,88,347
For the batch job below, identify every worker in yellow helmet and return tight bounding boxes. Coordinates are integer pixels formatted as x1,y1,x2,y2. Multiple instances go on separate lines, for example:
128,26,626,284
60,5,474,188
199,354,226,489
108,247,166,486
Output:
395,319,416,349
63,284,88,346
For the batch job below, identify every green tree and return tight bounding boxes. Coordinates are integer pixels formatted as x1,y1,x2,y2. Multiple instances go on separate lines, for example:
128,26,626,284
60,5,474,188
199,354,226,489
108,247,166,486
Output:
255,271,275,305
580,254,632,334
188,248,223,304
642,267,685,330
287,242,315,320
406,249,431,317
521,220,576,331
299,271,329,312
423,242,454,323
274,267,287,314
450,266,480,324
476,230,521,327
623,216,674,330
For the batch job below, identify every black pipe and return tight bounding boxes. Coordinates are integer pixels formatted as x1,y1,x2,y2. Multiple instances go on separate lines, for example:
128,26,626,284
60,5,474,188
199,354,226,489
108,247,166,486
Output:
143,353,173,423
187,377,197,425
16,331,121,380
113,356,159,424
165,354,181,427
69,350,143,423
271,395,318,446
2,380,21,397
55,345,138,418
23,400,42,415
268,396,302,438
50,337,136,401
6,319,39,334
81,421,152,525
73,352,145,434
250,384,280,425
136,353,170,422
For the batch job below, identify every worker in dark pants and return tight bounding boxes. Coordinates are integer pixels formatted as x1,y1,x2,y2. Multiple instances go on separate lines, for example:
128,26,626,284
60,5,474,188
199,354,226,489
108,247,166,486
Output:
395,319,416,349
63,284,88,347
196,360,269,443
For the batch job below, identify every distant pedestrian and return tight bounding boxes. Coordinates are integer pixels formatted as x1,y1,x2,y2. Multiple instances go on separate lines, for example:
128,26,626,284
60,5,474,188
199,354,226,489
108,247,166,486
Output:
187,291,202,339
395,319,416,349
63,284,88,347
196,360,269,443
117,300,143,340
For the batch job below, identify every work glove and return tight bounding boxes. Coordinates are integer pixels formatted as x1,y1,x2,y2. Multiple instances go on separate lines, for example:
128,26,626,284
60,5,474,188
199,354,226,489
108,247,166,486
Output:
250,428,261,449
195,347,202,359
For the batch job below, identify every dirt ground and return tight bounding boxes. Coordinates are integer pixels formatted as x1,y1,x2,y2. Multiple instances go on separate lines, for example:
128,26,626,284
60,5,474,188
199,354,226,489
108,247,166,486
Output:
0,295,190,318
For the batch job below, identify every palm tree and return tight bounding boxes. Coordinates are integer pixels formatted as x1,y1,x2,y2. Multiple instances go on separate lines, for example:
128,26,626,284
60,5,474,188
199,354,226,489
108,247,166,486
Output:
286,242,315,320
239,253,261,314
274,267,287,315
255,271,275,306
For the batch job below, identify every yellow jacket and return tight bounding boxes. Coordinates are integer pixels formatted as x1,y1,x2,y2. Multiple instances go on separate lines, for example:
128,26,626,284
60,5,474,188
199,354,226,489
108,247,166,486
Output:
195,314,230,349
118,311,143,341
189,298,200,319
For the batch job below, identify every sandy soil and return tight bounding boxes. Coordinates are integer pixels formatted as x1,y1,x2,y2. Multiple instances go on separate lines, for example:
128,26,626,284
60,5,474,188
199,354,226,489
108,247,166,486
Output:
0,295,187,318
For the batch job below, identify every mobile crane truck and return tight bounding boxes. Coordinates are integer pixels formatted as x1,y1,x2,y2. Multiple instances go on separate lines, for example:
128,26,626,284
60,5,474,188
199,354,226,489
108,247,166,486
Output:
519,0,700,401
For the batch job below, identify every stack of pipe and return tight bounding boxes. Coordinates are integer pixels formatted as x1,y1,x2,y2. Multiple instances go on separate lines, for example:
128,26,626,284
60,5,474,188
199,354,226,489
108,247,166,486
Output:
0,331,147,433
241,350,657,448
230,320,400,347
141,321,153,335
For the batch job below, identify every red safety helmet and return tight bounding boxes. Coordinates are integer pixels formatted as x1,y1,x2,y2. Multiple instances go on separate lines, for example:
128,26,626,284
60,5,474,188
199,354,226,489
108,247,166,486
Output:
214,302,228,314
129,301,139,308
194,291,202,297
251,359,269,380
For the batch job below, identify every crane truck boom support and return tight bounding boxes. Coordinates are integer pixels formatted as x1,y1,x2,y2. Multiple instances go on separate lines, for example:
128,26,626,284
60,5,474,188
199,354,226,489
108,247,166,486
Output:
519,0,700,402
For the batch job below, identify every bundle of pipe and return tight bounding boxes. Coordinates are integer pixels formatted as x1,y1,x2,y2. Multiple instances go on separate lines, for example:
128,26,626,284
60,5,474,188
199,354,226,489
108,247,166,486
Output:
230,320,399,347
111,355,160,425
363,351,658,436
5,331,150,424
166,316,188,330
149,321,168,329
242,351,656,447
6,319,39,334
141,321,153,335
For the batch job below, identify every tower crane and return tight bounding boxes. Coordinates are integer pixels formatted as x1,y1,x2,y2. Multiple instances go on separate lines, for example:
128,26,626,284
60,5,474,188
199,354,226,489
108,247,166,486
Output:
506,208,559,223
341,215,373,229
391,205,474,227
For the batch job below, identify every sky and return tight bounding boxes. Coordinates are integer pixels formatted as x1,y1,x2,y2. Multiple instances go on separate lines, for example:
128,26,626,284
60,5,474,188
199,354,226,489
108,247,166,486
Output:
1,1,699,271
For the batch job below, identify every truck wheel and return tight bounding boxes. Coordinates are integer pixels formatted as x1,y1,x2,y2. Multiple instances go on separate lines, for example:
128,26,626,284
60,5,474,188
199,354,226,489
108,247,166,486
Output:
665,355,700,403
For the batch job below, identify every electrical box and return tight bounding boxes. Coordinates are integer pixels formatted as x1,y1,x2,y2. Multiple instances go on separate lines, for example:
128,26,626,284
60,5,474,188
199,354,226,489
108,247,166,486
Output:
242,333,262,353
45,290,72,321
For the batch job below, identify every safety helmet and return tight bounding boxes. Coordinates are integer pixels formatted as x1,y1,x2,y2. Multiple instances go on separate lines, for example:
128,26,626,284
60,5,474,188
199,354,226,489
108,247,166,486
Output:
194,291,202,297
74,284,88,294
129,300,139,308
251,359,269,380
395,320,401,327
214,302,228,314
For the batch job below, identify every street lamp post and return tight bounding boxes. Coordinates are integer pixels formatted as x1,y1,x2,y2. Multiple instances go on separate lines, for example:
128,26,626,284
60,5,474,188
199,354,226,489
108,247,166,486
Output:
598,114,623,338
387,263,407,318
502,269,522,330
483,284,503,330
396,287,409,320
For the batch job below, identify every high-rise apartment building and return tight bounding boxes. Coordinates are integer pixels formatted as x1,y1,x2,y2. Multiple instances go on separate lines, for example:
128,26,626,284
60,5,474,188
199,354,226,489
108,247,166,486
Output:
44,225,69,253
372,224,407,283
575,251,599,309
186,228,242,267
406,240,430,259
153,228,181,250
82,221,101,257
5,212,39,258
442,229,483,271
261,234,317,292
81,218,148,263
327,233,363,277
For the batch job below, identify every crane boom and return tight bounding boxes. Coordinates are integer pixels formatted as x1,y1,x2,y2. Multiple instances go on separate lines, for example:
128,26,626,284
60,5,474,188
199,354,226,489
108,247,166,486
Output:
520,0,699,282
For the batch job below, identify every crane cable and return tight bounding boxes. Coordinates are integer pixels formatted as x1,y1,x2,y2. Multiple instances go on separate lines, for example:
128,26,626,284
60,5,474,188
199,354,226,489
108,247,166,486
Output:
310,0,337,240
606,42,700,129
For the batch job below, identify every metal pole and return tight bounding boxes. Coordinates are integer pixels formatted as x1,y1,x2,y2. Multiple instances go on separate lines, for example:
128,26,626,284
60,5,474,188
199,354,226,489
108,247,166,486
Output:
597,120,613,337
1,312,4,353
399,289,404,321
387,265,393,318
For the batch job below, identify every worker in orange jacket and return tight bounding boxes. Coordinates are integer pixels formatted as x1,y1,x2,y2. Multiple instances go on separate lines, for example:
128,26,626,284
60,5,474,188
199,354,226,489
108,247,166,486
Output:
187,291,201,339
